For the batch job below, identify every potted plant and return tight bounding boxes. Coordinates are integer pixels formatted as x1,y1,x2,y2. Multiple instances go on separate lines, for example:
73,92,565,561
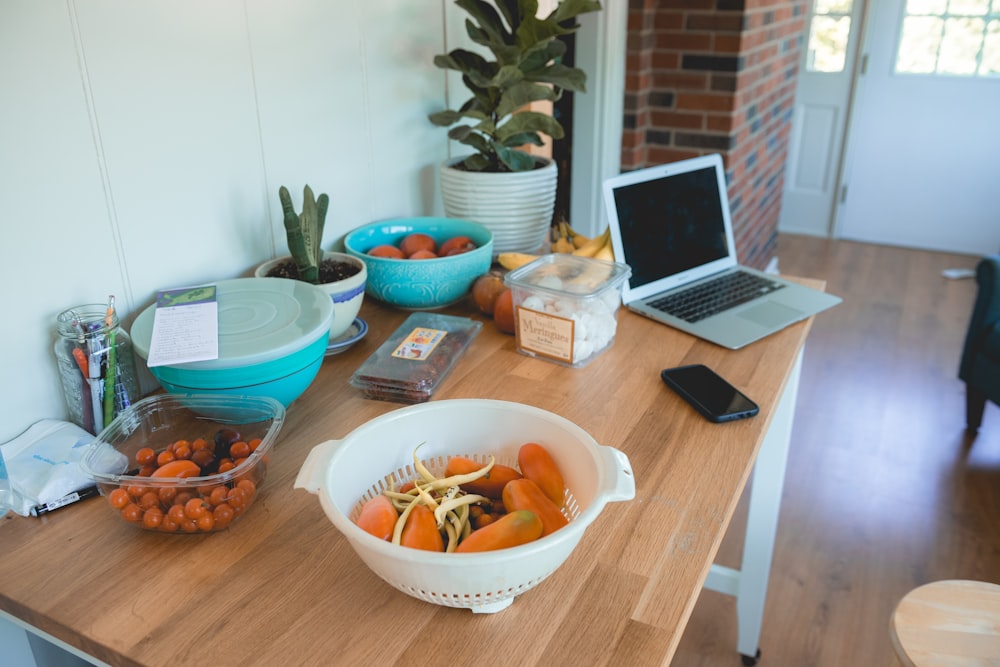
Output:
429,0,602,254
256,185,367,342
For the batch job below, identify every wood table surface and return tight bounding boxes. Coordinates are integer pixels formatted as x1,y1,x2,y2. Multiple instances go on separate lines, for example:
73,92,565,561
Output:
0,283,817,667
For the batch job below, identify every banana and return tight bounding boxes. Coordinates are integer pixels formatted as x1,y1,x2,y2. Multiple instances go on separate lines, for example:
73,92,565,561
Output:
497,252,540,271
572,226,611,258
594,235,614,261
550,221,575,253
557,220,593,248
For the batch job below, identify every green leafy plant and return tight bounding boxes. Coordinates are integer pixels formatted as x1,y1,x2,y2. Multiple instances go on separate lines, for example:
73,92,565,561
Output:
279,185,329,284
428,0,602,173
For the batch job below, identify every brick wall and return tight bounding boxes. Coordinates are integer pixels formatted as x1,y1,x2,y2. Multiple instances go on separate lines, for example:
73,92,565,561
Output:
622,0,807,270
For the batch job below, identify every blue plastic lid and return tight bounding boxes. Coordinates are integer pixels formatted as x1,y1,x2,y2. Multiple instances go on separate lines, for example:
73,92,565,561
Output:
131,277,334,369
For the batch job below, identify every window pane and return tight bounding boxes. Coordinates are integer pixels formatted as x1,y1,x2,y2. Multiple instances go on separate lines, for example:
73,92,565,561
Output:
815,0,853,14
898,16,944,72
981,19,1000,73
938,17,985,73
907,0,948,14
948,0,989,15
807,15,852,71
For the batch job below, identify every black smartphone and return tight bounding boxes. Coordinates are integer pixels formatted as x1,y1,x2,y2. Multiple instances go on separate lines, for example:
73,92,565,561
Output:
660,364,760,423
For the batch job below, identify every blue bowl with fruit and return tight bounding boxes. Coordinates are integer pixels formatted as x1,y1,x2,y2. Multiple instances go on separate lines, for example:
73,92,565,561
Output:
344,217,493,310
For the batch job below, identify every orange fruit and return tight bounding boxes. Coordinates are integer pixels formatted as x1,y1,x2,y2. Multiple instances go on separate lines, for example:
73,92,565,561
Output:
494,289,515,334
408,249,438,259
439,235,475,256
400,233,436,257
368,244,405,259
472,273,506,315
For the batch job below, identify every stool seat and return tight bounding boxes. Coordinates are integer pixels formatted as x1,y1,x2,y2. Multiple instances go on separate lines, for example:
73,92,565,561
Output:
890,579,1000,666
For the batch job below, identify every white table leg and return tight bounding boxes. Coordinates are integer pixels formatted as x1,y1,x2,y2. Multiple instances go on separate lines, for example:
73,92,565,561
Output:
704,350,802,664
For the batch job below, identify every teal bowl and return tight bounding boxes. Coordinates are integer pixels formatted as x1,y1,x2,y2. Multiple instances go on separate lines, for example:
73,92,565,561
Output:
344,217,493,309
131,278,334,407
149,335,328,407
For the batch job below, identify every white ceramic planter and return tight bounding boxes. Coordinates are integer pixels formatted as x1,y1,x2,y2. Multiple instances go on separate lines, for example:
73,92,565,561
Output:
255,251,366,342
440,155,557,255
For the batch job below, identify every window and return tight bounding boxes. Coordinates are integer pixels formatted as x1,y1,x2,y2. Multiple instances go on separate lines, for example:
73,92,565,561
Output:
807,0,854,73
896,0,1000,75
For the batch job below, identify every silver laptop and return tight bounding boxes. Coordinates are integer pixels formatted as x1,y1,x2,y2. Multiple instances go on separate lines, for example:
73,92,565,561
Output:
603,153,841,349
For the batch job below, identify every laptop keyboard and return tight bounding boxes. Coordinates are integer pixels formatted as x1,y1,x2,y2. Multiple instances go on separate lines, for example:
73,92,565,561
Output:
648,271,785,323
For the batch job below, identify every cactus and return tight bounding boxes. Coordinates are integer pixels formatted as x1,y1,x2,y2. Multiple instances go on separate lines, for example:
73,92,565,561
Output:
279,184,329,284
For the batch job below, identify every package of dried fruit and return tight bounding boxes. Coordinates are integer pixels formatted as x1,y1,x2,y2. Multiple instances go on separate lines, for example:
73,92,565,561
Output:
350,313,482,403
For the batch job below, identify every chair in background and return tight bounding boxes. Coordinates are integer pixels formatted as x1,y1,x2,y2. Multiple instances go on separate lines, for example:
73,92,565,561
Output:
958,254,1000,433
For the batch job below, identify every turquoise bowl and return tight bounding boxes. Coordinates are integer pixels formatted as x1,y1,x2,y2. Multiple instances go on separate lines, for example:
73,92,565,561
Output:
344,217,493,309
149,335,328,407
131,278,334,407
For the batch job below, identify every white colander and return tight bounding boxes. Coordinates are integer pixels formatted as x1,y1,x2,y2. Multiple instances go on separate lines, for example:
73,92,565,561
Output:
295,398,635,613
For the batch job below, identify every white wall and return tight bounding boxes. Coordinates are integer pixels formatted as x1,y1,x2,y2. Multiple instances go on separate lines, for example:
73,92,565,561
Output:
0,0,455,443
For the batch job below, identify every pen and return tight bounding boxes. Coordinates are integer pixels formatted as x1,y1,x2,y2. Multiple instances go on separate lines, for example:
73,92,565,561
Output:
30,485,100,517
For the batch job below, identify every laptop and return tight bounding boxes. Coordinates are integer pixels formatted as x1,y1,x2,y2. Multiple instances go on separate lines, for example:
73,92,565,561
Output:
602,153,841,349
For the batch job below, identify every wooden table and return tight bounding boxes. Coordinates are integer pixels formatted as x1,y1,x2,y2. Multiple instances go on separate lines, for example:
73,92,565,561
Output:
0,285,817,667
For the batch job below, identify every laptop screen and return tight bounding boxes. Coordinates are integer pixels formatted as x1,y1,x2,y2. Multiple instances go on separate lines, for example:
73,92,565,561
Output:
610,164,730,292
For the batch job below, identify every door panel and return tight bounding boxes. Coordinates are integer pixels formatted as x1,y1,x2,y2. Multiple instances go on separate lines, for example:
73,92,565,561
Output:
837,0,1000,254
779,0,865,237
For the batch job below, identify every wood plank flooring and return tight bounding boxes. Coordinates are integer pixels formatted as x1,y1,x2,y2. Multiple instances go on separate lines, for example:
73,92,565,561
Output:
671,235,1000,666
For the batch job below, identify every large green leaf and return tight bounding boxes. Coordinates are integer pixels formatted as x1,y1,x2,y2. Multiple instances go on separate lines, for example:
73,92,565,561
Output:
525,62,587,92
519,40,566,74
462,153,494,171
551,0,603,24
456,0,511,45
491,64,525,90
428,109,463,127
496,145,536,171
496,111,564,142
495,80,558,119
501,131,545,147
433,49,494,79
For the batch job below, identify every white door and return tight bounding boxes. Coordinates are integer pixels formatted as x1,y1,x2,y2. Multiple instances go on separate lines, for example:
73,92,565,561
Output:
836,0,1000,254
779,0,867,237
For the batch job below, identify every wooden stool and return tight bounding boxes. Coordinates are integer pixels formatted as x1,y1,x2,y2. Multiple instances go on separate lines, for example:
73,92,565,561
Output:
890,579,1000,666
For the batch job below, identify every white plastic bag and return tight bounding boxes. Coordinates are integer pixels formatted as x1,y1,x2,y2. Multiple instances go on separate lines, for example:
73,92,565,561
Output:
0,420,95,517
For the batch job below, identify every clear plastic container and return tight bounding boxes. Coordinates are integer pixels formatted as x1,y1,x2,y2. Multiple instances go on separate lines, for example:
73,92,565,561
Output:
504,254,631,368
55,303,140,435
80,394,285,533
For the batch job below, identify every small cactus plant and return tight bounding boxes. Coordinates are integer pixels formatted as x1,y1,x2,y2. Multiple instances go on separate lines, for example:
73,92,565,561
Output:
279,184,329,284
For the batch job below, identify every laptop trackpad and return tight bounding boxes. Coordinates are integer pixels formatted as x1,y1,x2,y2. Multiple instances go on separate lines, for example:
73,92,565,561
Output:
738,301,803,328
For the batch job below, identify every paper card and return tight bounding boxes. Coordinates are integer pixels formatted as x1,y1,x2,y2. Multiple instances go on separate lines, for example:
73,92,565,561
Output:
146,285,219,367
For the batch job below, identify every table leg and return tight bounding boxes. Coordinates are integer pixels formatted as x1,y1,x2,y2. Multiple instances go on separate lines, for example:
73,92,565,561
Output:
703,351,802,664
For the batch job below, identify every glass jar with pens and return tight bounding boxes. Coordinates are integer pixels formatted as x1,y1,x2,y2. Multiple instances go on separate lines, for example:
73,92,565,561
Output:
54,297,139,435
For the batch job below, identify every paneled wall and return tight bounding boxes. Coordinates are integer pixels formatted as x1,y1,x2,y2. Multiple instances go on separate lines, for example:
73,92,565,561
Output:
0,1,453,442
622,0,806,270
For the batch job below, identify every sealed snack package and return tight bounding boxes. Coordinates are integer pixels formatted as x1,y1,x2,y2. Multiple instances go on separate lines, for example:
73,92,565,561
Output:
350,313,482,403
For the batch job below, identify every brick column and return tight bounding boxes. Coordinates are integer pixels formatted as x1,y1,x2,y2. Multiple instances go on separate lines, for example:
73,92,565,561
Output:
622,0,806,270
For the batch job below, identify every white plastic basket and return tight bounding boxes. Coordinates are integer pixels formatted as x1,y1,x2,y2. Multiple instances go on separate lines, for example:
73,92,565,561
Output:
295,399,635,613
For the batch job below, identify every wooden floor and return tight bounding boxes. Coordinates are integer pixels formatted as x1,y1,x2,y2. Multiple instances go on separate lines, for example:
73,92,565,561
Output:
671,235,1000,666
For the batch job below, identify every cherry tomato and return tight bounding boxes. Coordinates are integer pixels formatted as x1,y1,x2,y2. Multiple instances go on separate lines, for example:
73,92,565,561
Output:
121,503,142,523
142,507,164,530
135,447,156,466
229,441,250,459
213,503,235,528
108,488,129,510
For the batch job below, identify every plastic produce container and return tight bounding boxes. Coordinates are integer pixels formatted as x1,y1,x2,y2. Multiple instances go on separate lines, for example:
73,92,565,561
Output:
80,394,285,533
504,254,631,367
